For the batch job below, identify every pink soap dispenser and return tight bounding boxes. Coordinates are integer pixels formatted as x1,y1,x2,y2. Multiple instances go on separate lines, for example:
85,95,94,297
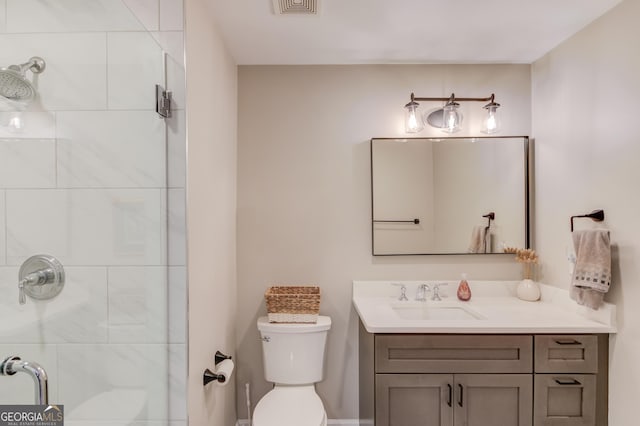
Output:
457,273,471,301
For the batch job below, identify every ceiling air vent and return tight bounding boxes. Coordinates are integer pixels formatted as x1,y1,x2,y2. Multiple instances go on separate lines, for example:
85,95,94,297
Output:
272,0,318,15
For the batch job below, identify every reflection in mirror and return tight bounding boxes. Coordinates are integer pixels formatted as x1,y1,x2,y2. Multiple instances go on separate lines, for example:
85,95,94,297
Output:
371,136,529,255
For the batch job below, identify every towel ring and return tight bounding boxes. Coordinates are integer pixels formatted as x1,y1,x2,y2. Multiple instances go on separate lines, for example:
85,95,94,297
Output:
570,209,604,232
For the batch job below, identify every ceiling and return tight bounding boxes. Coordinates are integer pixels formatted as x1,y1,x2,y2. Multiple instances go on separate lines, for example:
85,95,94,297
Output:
206,0,623,65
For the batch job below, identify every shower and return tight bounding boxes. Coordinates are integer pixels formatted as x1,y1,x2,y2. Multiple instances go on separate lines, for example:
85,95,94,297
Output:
0,2,187,422
0,56,46,109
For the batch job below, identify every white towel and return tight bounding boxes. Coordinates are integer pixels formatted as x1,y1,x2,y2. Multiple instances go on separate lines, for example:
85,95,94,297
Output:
468,226,487,254
566,232,577,275
569,229,611,310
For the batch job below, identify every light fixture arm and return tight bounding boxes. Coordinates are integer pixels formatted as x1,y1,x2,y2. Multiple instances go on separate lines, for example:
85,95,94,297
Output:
409,92,495,103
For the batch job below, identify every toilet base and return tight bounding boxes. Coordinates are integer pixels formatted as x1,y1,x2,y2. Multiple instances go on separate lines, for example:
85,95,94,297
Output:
253,384,326,426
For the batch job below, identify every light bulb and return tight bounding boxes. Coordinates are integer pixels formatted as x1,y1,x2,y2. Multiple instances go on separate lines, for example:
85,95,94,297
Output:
486,113,497,131
482,102,501,134
441,102,461,133
404,100,423,133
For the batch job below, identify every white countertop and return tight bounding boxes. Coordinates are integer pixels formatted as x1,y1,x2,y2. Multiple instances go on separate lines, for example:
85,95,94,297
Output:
353,280,617,334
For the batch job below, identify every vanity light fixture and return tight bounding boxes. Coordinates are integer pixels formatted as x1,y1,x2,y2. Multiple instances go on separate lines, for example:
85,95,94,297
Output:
404,92,501,134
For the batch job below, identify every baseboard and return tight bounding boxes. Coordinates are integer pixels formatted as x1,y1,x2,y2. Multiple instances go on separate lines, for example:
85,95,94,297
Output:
236,419,361,426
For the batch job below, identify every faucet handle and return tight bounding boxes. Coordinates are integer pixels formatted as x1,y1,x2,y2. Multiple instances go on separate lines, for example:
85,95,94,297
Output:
18,255,65,305
431,283,448,301
391,283,408,301
18,280,26,305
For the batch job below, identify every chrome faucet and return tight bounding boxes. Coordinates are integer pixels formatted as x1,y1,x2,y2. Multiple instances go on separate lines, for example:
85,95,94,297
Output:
415,284,430,301
0,356,49,404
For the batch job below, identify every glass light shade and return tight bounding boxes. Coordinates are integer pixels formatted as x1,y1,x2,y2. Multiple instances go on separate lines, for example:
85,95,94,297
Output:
442,102,461,133
482,103,501,134
404,101,423,133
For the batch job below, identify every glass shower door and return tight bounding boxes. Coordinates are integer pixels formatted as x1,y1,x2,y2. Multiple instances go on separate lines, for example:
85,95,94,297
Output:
0,1,187,425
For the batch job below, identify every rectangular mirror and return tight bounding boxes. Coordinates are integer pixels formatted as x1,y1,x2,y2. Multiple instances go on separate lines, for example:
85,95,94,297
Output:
371,136,529,255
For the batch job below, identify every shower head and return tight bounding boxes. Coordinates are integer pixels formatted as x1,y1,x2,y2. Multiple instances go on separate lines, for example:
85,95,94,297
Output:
0,57,46,108
0,69,36,102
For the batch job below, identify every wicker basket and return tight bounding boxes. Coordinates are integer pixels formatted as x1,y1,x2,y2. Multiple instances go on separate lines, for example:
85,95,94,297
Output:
265,285,320,323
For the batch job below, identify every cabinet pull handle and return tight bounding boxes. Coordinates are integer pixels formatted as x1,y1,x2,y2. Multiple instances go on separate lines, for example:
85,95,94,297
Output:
458,383,463,407
554,339,581,345
555,378,582,385
447,384,452,407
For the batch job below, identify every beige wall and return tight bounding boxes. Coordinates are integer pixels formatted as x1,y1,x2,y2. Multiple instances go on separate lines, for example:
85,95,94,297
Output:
432,138,527,253
183,1,640,421
372,139,436,254
237,64,530,419
532,0,640,424
185,0,238,425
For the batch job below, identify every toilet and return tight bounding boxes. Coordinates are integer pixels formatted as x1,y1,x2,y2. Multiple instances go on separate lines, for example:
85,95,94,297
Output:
253,315,331,426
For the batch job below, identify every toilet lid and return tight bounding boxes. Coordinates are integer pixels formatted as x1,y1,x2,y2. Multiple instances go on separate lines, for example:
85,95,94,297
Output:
257,315,331,333
253,386,326,426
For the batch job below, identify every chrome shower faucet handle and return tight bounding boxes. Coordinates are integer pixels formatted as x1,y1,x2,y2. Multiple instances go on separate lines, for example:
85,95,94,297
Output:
18,254,65,305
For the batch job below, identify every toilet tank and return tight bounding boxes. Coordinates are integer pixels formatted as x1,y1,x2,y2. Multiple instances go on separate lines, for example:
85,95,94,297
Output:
257,316,331,385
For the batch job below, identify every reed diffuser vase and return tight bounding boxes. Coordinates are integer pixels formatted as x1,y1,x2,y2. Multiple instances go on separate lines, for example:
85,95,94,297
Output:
505,247,541,302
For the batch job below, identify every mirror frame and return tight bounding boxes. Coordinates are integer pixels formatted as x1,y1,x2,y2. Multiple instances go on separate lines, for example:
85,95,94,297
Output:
371,136,531,256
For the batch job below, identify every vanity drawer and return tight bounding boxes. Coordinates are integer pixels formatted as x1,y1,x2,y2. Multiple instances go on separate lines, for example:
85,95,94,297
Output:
535,335,598,374
375,334,533,373
534,374,596,426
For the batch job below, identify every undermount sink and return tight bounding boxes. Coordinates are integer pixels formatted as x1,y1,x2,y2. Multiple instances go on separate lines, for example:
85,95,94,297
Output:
391,303,485,321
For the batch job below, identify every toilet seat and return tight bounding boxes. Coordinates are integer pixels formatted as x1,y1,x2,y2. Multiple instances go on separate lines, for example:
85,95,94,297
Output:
253,385,326,426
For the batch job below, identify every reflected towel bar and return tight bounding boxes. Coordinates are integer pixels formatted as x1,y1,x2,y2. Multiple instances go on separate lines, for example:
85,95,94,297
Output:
570,209,605,232
374,219,420,224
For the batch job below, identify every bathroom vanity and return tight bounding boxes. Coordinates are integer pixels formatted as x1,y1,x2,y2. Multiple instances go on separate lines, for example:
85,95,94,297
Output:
353,281,616,426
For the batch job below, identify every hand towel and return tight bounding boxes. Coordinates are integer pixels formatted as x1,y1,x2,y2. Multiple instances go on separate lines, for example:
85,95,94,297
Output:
569,229,611,310
468,226,487,254
566,232,577,275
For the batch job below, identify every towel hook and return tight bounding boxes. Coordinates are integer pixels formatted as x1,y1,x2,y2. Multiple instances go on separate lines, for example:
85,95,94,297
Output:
570,209,604,232
482,212,495,229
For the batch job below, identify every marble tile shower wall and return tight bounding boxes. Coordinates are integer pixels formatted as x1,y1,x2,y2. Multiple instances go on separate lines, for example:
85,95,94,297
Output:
0,1,186,425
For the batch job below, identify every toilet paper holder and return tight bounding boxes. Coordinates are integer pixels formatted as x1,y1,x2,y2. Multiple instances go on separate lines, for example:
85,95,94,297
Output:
203,351,233,386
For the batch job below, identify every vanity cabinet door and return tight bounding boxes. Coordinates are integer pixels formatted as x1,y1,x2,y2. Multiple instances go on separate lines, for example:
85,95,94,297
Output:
534,375,596,426
375,374,453,426
454,374,533,426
